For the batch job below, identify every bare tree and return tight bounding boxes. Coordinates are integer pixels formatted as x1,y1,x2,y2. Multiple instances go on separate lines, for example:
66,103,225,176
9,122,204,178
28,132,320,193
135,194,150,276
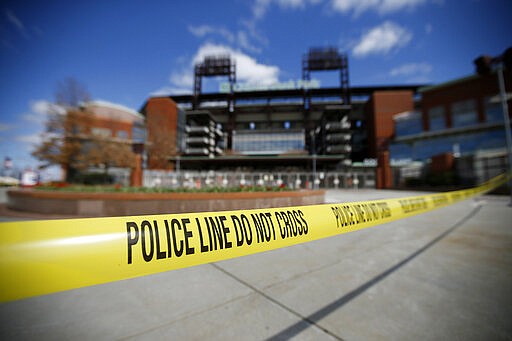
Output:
32,78,136,182
32,106,94,181
55,77,90,107
87,137,136,173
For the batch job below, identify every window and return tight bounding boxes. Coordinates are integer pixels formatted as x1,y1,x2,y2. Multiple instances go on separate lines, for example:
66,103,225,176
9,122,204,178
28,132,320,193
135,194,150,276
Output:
451,99,477,127
394,111,422,137
233,131,305,154
117,130,129,139
484,96,504,123
428,106,445,131
91,127,112,137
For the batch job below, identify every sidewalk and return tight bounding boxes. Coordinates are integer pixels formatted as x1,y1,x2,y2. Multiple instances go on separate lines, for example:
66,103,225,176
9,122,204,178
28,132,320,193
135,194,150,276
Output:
1,190,511,340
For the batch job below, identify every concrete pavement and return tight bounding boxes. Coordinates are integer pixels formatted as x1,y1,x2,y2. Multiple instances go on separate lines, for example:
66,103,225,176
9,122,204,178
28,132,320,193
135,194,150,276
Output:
1,189,511,340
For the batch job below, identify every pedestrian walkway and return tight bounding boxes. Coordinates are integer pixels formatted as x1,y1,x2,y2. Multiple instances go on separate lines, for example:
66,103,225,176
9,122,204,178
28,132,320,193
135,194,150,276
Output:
1,190,511,340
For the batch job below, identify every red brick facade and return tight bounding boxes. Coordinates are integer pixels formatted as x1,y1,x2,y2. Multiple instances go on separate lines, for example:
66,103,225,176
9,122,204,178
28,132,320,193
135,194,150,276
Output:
144,97,180,170
421,69,512,130
366,91,415,188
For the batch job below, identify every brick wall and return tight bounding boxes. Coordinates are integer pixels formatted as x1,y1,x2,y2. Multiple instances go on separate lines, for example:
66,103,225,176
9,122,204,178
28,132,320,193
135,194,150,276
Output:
144,97,179,169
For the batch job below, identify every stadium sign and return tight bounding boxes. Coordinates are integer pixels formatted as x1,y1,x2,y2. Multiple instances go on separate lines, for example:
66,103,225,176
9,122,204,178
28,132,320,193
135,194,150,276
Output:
219,79,321,93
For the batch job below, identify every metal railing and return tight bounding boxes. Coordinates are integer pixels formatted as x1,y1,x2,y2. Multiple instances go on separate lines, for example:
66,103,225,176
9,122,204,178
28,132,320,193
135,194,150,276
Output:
142,170,376,190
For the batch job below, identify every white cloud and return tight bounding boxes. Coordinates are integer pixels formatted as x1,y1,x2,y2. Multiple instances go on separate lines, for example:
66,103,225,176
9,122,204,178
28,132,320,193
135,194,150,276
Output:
188,25,235,43
16,133,41,145
379,0,427,13
165,43,280,95
0,123,12,132
352,21,412,57
252,0,320,20
253,0,272,19
150,86,192,97
6,9,24,31
240,19,268,49
188,23,262,53
17,100,67,148
237,30,262,53
331,0,427,16
331,0,379,16
390,62,432,77
22,100,58,125
5,9,29,39
170,71,194,88
193,43,279,85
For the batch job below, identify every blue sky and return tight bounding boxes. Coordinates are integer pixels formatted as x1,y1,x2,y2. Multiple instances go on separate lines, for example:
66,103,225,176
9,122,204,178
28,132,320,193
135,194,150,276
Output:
0,0,511,177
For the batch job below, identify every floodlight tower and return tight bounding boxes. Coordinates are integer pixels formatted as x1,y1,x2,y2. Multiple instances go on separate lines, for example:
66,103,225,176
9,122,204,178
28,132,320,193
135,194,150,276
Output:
302,47,350,111
302,47,351,158
193,55,236,147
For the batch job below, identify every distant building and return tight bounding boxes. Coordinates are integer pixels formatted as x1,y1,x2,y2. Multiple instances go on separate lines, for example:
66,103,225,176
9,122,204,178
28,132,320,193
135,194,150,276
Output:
83,100,145,142
55,100,145,181
138,47,511,189
391,67,511,183
139,48,423,190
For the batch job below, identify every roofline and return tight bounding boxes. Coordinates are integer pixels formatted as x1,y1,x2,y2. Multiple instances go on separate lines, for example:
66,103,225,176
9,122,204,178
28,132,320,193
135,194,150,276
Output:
160,85,426,103
87,100,144,120
418,73,483,93
138,84,426,115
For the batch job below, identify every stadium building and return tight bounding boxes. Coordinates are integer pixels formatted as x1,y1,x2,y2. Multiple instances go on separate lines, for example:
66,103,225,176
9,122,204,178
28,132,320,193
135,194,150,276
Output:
140,47,423,188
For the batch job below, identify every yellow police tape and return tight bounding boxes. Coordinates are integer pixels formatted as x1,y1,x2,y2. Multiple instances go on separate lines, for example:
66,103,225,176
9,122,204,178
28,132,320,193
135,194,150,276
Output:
0,174,508,302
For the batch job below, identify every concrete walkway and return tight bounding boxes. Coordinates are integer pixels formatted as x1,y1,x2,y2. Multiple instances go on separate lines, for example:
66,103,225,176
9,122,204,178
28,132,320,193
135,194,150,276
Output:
1,190,511,340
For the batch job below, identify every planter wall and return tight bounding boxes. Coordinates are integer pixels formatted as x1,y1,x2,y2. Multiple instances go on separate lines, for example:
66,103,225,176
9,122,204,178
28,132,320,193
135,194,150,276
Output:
7,189,325,217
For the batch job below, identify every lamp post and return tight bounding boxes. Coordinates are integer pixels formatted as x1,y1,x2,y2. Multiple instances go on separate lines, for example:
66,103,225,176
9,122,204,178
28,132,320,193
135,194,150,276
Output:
475,48,512,205
496,63,512,206
310,130,317,190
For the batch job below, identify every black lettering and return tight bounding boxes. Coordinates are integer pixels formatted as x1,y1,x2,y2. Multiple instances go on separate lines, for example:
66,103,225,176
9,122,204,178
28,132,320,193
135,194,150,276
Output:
346,205,355,225
353,204,365,224
242,214,252,245
287,211,298,236
219,216,232,249
377,202,391,218
252,213,265,243
331,207,341,228
153,220,166,260
275,212,286,238
164,220,173,258
210,216,224,250
126,221,139,264
171,218,184,257
182,218,194,255
141,220,154,262
361,204,372,222
282,211,291,237
265,212,276,240
204,217,214,251
232,215,245,247
298,210,308,234
251,212,275,242
369,203,379,221
196,217,209,253
293,211,304,235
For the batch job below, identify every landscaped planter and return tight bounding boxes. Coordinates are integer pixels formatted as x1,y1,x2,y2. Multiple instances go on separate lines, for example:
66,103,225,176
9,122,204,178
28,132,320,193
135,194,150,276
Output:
7,189,325,217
